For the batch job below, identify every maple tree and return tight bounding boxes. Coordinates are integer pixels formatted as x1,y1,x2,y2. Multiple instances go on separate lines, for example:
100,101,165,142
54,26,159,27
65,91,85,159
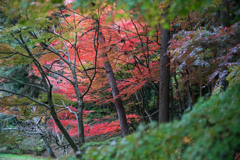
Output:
1,0,240,158
38,4,161,138
0,1,144,147
36,5,132,138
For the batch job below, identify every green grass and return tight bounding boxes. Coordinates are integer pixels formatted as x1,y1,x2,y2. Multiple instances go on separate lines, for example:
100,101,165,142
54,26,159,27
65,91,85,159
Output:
0,153,51,160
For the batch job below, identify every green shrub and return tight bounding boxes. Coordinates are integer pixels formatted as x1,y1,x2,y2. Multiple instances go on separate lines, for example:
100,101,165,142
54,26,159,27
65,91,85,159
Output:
0,131,23,154
80,137,121,150
19,136,45,155
83,82,240,160
0,132,45,156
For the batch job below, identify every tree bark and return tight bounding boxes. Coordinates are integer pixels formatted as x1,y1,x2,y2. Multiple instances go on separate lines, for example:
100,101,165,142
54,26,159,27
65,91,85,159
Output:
103,58,129,137
49,107,78,153
159,27,170,124
71,64,85,147
77,98,85,146
48,86,79,153
98,31,129,137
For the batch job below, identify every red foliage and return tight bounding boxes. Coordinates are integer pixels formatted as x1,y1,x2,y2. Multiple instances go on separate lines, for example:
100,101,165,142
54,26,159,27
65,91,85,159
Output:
31,6,153,138
48,107,140,137
29,6,160,105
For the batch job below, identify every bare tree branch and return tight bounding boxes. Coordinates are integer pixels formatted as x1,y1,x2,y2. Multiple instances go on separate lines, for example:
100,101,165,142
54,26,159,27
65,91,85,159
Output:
0,76,47,92
0,89,49,109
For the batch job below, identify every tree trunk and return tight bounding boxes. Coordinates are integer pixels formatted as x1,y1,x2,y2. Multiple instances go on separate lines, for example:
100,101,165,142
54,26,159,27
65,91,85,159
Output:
159,26,170,124
49,107,78,152
169,80,173,122
70,64,85,147
48,87,79,153
103,58,129,137
219,0,230,27
77,98,85,146
98,31,129,137
41,135,56,158
173,72,183,118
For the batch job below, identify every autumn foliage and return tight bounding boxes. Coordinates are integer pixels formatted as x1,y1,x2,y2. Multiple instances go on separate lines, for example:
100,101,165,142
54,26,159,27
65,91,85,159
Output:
1,0,240,158
47,107,140,137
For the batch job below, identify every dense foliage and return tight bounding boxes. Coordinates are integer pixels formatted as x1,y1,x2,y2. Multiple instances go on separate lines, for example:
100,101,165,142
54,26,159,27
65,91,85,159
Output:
83,80,240,160
0,0,240,158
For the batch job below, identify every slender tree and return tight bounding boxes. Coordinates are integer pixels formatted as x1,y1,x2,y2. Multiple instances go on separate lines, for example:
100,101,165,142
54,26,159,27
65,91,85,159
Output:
219,0,230,27
159,6,170,124
99,31,129,136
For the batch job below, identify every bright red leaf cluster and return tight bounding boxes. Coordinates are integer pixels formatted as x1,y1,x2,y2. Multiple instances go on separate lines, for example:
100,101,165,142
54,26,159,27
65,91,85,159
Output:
48,107,140,137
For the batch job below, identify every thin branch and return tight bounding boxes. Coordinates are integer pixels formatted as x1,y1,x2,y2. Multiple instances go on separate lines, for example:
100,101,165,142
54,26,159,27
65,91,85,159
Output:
40,42,71,66
1,128,19,131
140,110,159,120
0,76,47,92
61,100,78,121
0,89,49,109
14,34,51,89
42,65,74,84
